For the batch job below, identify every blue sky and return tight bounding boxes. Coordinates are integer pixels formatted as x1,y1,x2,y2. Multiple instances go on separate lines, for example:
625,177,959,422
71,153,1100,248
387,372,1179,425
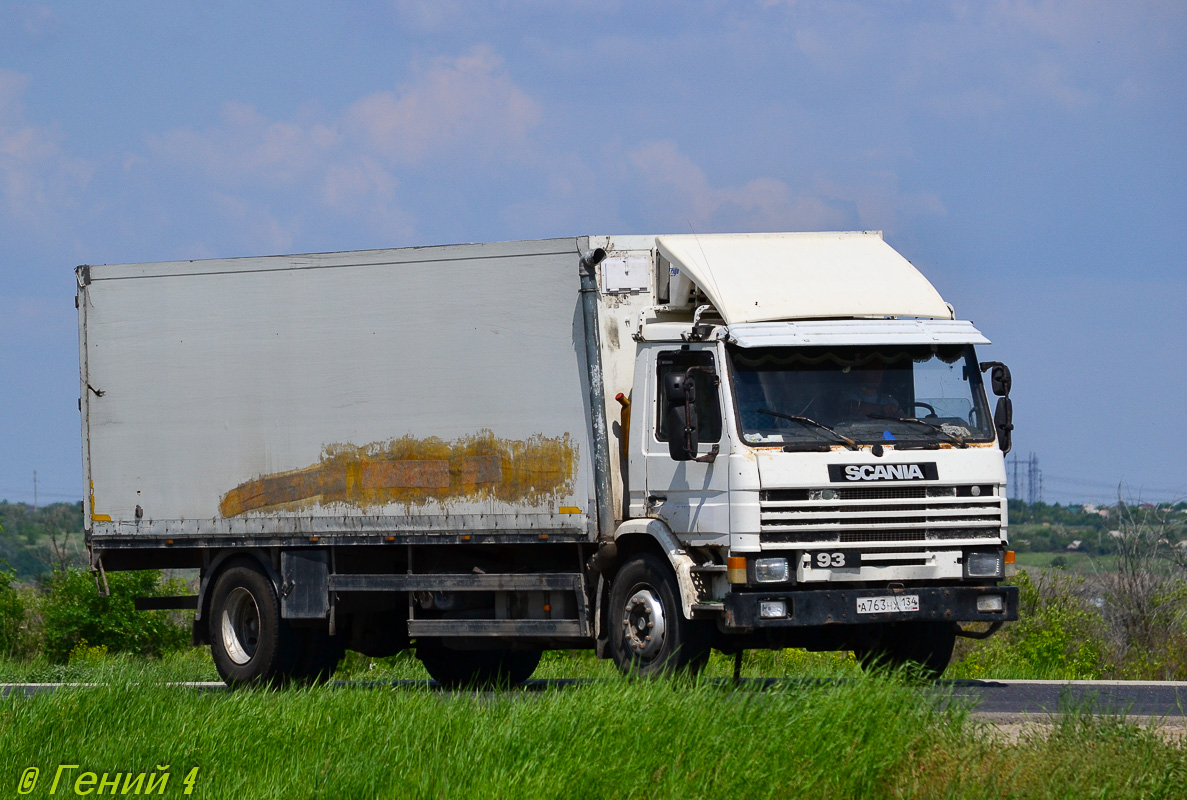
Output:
0,1,1183,506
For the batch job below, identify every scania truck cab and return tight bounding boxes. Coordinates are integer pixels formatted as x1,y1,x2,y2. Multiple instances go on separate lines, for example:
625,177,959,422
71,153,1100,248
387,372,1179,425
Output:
594,232,1018,676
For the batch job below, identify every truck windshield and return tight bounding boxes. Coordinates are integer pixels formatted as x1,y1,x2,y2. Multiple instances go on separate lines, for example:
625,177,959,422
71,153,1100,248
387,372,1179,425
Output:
727,344,994,448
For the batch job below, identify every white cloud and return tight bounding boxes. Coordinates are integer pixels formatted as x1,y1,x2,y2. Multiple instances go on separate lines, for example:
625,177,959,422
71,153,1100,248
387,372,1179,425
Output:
149,101,338,187
210,192,300,254
628,140,851,231
760,0,1181,114
2,3,62,42
819,175,947,232
344,47,541,166
144,48,541,242
0,69,93,230
391,0,622,32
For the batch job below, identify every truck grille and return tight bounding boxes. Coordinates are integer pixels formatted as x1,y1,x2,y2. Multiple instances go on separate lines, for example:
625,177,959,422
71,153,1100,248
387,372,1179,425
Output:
759,485,1003,544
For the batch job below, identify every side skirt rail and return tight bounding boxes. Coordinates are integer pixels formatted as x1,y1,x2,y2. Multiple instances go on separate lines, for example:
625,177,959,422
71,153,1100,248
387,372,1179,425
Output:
329,573,583,592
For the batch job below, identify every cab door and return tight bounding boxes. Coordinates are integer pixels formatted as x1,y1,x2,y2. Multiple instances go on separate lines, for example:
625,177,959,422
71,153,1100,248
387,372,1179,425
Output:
643,346,731,545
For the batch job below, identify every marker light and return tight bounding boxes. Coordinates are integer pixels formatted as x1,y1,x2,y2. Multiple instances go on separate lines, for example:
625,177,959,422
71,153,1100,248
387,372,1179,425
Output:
727,557,747,584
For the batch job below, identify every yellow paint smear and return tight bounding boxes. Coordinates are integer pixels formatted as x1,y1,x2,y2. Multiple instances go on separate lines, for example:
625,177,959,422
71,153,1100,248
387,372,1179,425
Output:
220,431,577,517
89,480,111,521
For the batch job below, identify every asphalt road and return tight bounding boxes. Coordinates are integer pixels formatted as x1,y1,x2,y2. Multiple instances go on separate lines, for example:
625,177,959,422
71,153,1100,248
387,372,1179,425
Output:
3,678,1185,718
946,679,1187,718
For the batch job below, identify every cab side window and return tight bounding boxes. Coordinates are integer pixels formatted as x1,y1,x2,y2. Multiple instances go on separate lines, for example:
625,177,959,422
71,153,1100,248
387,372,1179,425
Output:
655,350,722,443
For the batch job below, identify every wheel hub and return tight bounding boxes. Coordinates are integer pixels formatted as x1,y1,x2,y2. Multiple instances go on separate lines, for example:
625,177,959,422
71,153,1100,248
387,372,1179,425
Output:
221,587,261,665
622,589,666,660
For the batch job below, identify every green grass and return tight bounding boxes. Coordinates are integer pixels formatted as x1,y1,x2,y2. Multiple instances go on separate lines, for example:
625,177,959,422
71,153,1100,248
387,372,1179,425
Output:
0,646,861,685
1,656,1183,799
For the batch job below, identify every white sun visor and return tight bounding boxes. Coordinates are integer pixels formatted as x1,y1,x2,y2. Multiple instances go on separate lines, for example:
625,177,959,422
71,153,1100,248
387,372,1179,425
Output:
726,319,990,348
655,231,954,324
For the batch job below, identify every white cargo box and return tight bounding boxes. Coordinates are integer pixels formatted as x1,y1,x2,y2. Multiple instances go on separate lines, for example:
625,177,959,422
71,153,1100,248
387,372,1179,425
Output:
79,238,602,540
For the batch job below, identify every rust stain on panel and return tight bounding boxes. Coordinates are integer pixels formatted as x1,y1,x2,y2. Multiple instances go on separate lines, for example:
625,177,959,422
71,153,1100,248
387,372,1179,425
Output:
219,431,576,516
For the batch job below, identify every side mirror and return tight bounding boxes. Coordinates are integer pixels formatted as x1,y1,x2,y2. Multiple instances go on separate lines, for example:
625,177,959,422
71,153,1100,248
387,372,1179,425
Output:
980,361,1013,452
979,361,1012,397
663,372,698,460
994,396,1013,454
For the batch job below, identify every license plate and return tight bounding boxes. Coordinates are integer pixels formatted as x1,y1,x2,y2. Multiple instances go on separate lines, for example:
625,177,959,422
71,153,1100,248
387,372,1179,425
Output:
856,594,920,614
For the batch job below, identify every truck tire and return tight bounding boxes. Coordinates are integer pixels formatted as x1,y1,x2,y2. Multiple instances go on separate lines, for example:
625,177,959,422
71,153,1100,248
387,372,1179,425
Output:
608,553,711,677
854,621,956,679
208,564,299,686
417,644,542,688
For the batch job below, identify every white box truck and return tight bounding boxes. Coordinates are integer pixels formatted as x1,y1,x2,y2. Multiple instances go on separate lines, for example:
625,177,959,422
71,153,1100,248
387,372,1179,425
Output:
76,232,1018,685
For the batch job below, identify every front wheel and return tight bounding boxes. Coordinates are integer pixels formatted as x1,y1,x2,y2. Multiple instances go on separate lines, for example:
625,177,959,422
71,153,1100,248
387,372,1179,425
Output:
607,553,711,677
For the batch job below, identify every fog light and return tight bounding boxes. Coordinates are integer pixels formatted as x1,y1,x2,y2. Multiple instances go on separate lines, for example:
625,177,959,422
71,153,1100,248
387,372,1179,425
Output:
966,551,1003,578
976,595,1004,613
759,600,787,618
754,557,789,583
727,557,747,584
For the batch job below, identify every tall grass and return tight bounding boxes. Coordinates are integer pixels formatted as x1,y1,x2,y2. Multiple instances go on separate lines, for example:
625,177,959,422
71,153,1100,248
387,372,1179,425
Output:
2,659,1183,799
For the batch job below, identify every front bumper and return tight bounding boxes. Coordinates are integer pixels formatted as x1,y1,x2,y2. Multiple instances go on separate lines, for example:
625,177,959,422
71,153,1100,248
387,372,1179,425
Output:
723,585,1019,630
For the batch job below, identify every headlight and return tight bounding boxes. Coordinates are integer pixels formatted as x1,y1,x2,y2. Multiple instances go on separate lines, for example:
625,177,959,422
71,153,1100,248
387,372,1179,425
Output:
965,551,1003,578
754,557,790,583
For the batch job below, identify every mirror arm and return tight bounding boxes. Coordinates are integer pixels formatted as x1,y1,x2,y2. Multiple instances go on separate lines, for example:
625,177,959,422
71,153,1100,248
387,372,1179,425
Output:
693,444,719,464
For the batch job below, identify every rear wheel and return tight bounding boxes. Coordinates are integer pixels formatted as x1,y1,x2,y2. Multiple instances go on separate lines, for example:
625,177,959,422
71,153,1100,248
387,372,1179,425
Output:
417,644,542,688
608,553,711,676
854,621,956,678
208,564,299,686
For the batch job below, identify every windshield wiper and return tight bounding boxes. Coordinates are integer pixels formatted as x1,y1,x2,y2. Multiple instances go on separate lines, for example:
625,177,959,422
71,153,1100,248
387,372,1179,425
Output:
867,414,968,448
758,409,859,450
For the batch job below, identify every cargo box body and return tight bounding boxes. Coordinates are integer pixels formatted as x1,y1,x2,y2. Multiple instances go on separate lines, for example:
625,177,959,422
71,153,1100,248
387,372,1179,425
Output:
79,238,604,545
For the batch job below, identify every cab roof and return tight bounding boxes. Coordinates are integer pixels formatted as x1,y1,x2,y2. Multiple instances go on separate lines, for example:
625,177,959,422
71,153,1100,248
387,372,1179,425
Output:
654,231,953,324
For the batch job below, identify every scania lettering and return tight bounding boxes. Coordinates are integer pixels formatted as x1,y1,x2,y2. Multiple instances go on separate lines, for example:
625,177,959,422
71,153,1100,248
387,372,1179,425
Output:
838,464,930,481
76,231,1019,685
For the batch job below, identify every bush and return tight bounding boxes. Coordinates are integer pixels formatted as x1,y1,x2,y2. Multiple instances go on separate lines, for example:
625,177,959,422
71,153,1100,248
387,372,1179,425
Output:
951,570,1109,679
1099,502,1187,679
39,568,189,663
0,564,30,658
